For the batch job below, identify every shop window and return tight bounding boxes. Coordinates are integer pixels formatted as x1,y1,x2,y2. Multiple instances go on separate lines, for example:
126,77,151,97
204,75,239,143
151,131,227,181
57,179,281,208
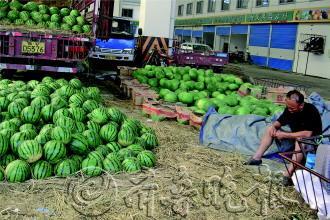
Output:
196,1,204,14
279,0,295,4
221,0,230,10
237,0,248,8
186,3,193,15
178,5,184,16
122,8,133,18
208,0,216,12
256,0,269,6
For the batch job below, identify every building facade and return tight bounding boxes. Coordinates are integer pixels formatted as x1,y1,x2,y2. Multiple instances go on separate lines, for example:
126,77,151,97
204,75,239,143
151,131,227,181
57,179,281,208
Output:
174,0,330,79
113,0,141,35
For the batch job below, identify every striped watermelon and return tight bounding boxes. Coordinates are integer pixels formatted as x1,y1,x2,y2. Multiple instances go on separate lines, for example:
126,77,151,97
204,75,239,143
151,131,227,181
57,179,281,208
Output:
68,107,85,122
141,133,159,149
88,107,108,124
8,102,25,118
7,92,18,102
0,134,9,157
10,131,32,155
87,151,104,161
18,140,42,163
31,86,51,98
31,96,49,108
87,121,100,133
55,116,75,130
87,87,101,99
141,126,156,135
0,167,4,181
0,97,10,111
105,142,121,153
21,105,41,124
55,159,78,177
56,78,69,87
95,145,111,157
82,100,99,113
117,148,135,162
51,126,72,144
51,97,68,110
83,130,101,149
63,15,76,26
69,78,82,89
60,8,70,16
71,155,83,169
19,124,37,133
107,108,126,124
81,157,103,177
5,160,30,183
76,16,85,26
1,112,11,121
50,14,61,23
27,80,39,89
0,120,18,131
35,133,49,145
9,118,22,127
53,108,71,123
14,19,24,25
100,123,118,142
49,6,59,15
69,93,85,107
15,97,30,106
137,150,156,168
82,25,91,34
39,124,54,138
41,104,55,122
72,25,82,33
22,129,38,139
42,14,50,21
32,160,52,180
0,154,15,167
58,85,76,97
70,9,80,17
43,140,67,164
117,128,136,147
122,157,141,173
75,121,85,133
127,144,145,155
103,156,122,173
69,134,89,155
0,128,16,138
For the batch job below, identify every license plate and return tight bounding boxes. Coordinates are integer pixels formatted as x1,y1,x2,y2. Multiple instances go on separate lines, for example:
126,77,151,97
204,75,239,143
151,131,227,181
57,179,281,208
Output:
106,55,116,60
21,41,45,54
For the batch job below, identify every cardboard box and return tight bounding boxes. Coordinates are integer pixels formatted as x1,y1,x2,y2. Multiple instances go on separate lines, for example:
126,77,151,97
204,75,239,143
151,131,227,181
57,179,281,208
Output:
118,66,138,76
266,87,306,104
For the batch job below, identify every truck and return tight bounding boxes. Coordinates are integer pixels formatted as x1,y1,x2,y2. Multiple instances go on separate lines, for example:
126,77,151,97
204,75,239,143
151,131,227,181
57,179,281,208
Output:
0,0,98,75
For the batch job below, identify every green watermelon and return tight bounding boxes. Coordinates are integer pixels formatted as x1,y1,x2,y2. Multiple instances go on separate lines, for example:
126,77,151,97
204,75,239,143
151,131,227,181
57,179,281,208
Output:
103,156,122,173
68,107,85,122
10,131,33,155
76,16,85,25
14,18,24,25
71,155,83,169
49,6,59,15
69,93,85,107
31,11,43,23
51,126,71,144
18,140,42,163
105,142,121,153
49,21,60,30
21,106,41,124
42,14,50,21
5,160,30,183
61,23,71,31
0,133,9,157
75,121,85,133
60,8,70,17
43,140,67,164
107,108,126,124
53,108,70,122
25,19,36,27
50,14,61,23
88,107,108,124
70,9,80,17
9,0,23,11
8,10,19,21
41,104,54,122
82,100,99,113
72,25,82,33
35,133,49,145
0,154,16,167
69,78,82,89
137,150,156,168
141,133,159,149
69,133,89,155
83,130,101,149
63,15,76,26
81,157,103,177
87,121,101,133
23,2,38,12
38,4,49,14
82,25,91,33
55,116,75,130
87,151,104,161
117,148,135,162
55,159,78,177
127,144,144,155
32,160,52,180
100,123,118,142
122,157,141,173
117,128,136,147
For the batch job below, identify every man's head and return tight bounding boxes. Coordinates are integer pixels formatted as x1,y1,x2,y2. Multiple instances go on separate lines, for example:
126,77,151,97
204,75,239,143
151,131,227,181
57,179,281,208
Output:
285,90,305,113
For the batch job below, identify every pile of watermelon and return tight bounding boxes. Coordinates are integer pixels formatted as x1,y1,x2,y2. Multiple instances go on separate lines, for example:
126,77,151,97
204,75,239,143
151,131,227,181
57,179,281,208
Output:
0,77,158,183
132,65,285,117
0,0,91,34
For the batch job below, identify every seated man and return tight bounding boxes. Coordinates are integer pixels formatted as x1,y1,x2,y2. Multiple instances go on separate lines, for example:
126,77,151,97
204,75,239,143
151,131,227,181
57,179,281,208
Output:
244,90,322,186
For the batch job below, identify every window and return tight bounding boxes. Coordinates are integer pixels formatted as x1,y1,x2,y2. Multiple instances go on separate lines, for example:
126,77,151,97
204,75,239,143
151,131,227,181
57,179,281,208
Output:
186,3,193,15
207,0,216,12
221,0,230,10
237,0,248,8
178,5,184,16
196,1,203,14
122,8,133,18
279,0,294,3
256,0,269,6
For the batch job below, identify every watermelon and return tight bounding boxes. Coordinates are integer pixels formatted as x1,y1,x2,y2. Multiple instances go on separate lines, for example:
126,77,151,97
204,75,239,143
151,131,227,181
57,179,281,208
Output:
0,154,16,167
38,4,49,14
105,142,121,153
140,133,158,149
60,8,70,17
122,157,141,173
8,10,19,21
55,116,75,130
87,151,104,161
95,145,111,157
49,6,59,15
103,156,122,173
10,131,31,155
42,14,50,21
19,123,36,132
23,2,38,12
69,93,85,107
25,19,35,27
49,21,60,30
55,159,78,177
127,144,144,155
69,133,89,155
72,25,82,33
74,121,85,133
9,0,23,11
0,120,18,131
21,106,41,124
43,140,67,164
70,9,80,17
32,160,52,180
14,18,24,25
61,23,71,31
68,107,85,122
41,104,54,122
50,14,61,23
31,11,43,23
51,126,71,144
0,128,15,138
117,148,135,162
87,121,101,133
117,128,136,147
35,133,49,145
52,108,70,122
18,140,42,163
0,97,9,111
81,157,103,177
5,160,30,183
83,130,101,149
0,167,4,181
82,25,91,33
83,100,99,113
88,107,108,124
100,123,118,142
0,132,9,158
63,15,76,26
76,16,85,25
107,108,126,124
71,155,83,169
137,150,156,168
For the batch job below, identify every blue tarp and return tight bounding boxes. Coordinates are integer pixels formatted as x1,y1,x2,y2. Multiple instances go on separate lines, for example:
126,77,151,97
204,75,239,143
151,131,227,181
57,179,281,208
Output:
200,93,330,156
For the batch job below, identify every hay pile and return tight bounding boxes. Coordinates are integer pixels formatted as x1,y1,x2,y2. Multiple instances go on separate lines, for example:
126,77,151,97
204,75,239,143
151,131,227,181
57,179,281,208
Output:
0,92,317,219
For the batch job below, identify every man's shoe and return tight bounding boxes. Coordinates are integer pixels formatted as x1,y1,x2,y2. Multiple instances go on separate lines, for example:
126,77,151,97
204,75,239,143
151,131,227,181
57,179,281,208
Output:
282,176,293,187
243,157,262,166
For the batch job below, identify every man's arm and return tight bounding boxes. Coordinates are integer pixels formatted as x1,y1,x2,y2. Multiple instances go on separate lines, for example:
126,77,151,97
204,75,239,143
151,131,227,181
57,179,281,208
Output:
272,121,281,129
275,130,313,140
